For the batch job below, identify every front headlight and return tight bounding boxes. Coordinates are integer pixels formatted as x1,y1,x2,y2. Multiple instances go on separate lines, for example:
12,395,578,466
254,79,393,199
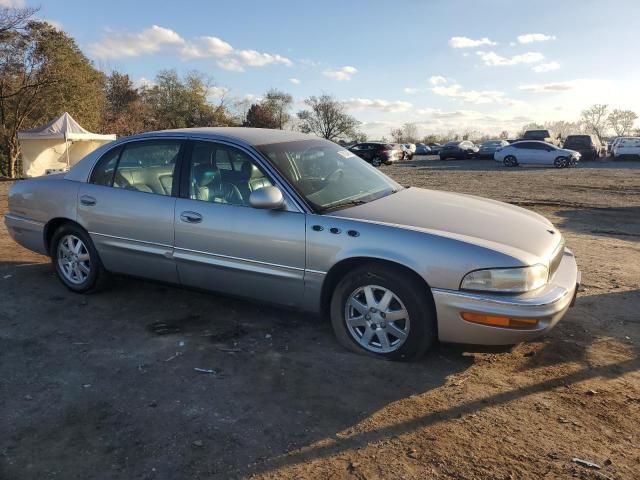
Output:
460,264,548,293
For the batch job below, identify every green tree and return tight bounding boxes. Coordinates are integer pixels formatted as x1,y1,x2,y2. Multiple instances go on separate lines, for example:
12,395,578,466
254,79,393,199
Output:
141,70,232,131
244,102,279,129
103,71,145,136
0,20,105,177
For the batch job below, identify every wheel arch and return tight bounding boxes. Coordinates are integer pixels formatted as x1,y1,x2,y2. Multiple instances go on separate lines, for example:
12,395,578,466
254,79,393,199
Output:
319,257,437,324
43,217,87,255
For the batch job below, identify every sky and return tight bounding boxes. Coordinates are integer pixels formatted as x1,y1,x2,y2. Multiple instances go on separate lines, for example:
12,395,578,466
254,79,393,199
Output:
9,0,640,138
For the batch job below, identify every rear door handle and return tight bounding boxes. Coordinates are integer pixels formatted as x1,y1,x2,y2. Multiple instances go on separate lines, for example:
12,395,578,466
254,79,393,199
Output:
180,211,202,224
80,195,96,206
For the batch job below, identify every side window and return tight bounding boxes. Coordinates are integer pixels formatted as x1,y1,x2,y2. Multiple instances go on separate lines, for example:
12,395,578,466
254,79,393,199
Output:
113,141,181,196
90,147,121,186
188,142,272,206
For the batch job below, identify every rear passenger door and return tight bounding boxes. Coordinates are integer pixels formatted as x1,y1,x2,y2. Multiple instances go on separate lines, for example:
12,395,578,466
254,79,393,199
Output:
173,140,306,307
77,139,184,282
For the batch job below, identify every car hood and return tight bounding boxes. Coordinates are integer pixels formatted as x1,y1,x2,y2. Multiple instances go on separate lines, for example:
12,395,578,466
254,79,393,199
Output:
331,187,561,263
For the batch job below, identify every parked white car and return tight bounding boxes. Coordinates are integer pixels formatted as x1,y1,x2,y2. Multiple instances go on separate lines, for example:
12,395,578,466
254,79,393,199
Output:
494,141,580,168
612,137,640,159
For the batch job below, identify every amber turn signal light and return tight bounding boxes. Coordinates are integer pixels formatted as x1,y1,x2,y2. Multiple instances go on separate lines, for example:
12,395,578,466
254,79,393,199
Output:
461,312,539,329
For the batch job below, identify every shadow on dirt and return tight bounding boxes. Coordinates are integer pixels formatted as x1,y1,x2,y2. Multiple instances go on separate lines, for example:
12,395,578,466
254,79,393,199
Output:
555,206,640,242
0,260,473,479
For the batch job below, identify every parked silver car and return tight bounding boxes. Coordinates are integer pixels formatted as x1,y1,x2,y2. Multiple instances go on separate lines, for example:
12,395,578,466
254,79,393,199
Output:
5,128,580,360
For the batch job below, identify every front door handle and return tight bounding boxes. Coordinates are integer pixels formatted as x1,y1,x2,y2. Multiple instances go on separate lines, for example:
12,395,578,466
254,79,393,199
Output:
180,211,202,224
80,195,96,206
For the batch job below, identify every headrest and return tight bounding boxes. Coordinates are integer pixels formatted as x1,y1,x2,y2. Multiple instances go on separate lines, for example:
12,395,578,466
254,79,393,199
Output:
193,164,220,187
240,161,263,179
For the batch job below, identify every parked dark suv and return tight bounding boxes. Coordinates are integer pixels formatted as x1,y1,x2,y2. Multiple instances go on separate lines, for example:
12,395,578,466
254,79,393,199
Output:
563,134,601,161
348,142,403,167
521,129,558,146
439,141,479,160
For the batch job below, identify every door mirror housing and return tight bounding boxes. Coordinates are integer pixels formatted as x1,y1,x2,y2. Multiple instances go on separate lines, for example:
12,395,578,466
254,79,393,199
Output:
249,186,285,210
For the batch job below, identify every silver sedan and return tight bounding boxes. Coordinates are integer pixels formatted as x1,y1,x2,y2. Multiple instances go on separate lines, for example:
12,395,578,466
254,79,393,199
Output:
5,128,580,360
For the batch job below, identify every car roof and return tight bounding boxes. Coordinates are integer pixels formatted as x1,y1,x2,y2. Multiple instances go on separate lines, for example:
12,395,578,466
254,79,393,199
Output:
131,127,317,146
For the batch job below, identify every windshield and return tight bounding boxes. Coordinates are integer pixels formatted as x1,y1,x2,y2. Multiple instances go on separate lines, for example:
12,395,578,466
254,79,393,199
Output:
257,139,401,212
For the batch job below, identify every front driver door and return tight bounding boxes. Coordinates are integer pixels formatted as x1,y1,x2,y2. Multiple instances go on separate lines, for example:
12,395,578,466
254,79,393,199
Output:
173,140,306,308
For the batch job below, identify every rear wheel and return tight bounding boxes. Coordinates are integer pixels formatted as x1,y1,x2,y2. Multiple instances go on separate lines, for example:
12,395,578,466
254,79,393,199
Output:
330,264,436,361
371,157,382,167
51,223,105,293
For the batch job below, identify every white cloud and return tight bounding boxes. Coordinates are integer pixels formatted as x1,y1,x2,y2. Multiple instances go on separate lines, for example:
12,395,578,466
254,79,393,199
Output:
431,83,506,104
476,50,544,66
518,81,576,93
289,78,300,84
429,75,447,85
88,26,291,72
344,98,412,113
517,33,557,44
404,87,419,94
0,0,25,6
449,36,496,48
322,66,357,81
217,58,244,72
134,77,155,89
88,25,185,59
206,86,229,98
532,61,560,73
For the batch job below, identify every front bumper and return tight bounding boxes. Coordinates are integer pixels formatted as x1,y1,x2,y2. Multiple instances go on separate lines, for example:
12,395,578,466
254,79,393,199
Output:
432,248,580,345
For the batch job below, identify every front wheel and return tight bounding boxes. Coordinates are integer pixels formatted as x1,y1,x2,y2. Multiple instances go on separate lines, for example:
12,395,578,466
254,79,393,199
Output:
330,264,436,361
554,156,568,168
503,155,518,167
371,157,382,167
51,223,104,293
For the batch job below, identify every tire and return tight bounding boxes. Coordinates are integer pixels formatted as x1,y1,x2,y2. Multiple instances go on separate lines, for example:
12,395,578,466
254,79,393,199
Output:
330,264,436,361
554,156,568,168
51,223,105,293
504,155,518,167
439,154,446,161
371,157,382,167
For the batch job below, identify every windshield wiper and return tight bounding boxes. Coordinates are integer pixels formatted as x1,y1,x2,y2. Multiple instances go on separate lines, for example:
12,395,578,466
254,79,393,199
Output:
320,199,368,213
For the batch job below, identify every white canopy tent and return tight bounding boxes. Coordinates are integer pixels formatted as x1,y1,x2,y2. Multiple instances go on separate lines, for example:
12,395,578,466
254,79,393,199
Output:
18,112,116,177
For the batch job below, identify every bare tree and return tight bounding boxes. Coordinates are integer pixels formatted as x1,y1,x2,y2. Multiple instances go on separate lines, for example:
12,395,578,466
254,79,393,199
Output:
607,109,638,137
297,95,360,141
263,88,293,130
389,127,403,143
580,104,609,143
401,123,418,143
499,130,509,139
545,120,580,142
0,5,39,36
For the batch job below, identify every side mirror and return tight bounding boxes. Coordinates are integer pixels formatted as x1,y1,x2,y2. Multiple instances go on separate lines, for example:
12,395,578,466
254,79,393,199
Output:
249,186,285,210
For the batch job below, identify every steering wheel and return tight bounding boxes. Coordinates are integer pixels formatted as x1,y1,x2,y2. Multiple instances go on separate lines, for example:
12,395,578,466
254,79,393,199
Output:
324,168,344,184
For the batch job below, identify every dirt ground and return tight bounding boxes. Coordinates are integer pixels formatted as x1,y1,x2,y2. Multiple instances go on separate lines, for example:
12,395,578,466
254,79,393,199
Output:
1,157,639,480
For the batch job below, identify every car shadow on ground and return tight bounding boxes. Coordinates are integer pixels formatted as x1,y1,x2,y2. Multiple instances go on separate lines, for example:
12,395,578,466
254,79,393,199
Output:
555,206,640,242
0,260,474,479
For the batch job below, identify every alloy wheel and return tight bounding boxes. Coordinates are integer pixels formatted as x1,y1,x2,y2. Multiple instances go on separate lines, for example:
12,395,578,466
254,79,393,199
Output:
344,285,410,354
57,234,91,285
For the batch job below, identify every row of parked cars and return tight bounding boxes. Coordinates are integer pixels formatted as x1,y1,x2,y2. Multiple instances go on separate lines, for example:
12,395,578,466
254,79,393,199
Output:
348,130,639,169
